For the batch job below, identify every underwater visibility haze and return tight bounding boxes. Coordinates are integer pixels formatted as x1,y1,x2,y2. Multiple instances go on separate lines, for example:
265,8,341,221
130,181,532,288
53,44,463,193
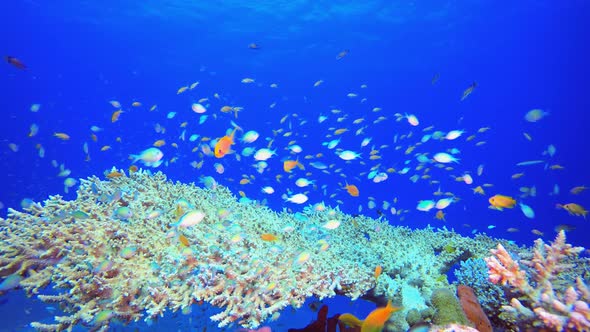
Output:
1,1,590,331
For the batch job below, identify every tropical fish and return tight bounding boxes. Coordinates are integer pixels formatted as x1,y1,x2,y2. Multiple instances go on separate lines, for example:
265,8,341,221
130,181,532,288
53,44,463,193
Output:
433,152,459,163
261,186,274,194
336,49,349,60
114,207,132,220
53,132,70,140
405,114,419,126
283,193,308,204
28,123,39,137
248,43,260,49
516,160,544,166
435,198,453,210
431,73,440,85
178,234,190,247
254,148,276,161
105,170,124,178
260,233,278,242
435,210,446,221
214,129,238,158
472,186,485,195
241,130,259,143
5,56,26,69
0,273,23,292
174,210,206,228
338,150,361,161
323,219,341,230
445,130,464,140
417,200,435,212
460,82,477,101
283,159,304,173
556,203,588,218
295,178,314,187
570,186,588,195
489,195,517,210
344,183,359,197
374,265,382,280
524,109,549,122
191,103,207,114
130,148,163,167
338,300,401,332
519,203,535,219
111,110,123,123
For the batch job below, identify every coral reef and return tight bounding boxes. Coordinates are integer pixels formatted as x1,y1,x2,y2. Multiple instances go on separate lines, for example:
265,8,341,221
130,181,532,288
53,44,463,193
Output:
485,230,590,331
454,258,507,314
453,257,510,329
0,170,535,331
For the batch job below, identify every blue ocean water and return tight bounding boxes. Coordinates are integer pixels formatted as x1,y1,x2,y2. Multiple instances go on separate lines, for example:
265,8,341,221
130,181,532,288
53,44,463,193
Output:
1,1,589,331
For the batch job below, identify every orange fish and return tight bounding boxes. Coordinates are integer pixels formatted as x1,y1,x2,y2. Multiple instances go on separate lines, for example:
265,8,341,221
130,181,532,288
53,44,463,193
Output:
283,159,304,173
106,170,124,179
111,110,123,123
435,210,446,221
489,194,516,210
260,233,278,242
153,139,166,147
128,165,138,174
374,265,382,280
339,300,401,332
5,56,26,70
344,183,359,197
214,129,237,158
179,234,190,247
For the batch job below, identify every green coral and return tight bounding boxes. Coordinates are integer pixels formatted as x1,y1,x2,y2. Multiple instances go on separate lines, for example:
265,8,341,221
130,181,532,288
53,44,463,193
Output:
430,288,470,326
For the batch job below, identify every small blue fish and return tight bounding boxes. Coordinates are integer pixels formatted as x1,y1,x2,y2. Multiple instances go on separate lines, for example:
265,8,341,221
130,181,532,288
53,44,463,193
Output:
519,203,535,219
0,274,22,292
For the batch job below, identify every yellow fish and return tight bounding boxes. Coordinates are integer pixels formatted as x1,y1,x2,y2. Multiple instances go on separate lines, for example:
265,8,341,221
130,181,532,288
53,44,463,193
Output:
111,110,123,123
556,203,588,218
53,132,70,140
489,194,516,210
334,128,348,135
472,186,485,195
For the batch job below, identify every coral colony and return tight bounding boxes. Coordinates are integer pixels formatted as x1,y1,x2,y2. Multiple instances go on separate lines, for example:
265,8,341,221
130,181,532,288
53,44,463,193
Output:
0,170,588,331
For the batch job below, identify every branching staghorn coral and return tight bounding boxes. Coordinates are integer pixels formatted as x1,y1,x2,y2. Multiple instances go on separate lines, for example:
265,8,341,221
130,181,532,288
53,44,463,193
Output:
0,169,525,331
